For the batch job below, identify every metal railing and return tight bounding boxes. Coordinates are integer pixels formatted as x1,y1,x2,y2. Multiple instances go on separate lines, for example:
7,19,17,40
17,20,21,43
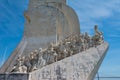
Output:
94,73,120,80
95,77,120,80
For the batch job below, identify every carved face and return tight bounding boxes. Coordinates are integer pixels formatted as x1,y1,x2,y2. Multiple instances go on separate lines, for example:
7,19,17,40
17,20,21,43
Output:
39,48,42,52
34,49,38,53
30,52,34,59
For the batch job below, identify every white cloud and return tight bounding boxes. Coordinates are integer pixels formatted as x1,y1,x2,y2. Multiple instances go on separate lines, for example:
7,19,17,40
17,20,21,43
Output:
68,0,120,33
68,1,120,76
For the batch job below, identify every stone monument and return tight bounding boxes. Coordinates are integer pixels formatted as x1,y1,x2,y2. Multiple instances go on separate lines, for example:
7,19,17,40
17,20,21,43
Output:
0,0,109,80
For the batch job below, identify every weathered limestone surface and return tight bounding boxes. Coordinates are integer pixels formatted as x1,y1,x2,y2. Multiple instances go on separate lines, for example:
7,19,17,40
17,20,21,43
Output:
0,0,80,73
24,0,80,51
0,42,108,80
29,42,108,80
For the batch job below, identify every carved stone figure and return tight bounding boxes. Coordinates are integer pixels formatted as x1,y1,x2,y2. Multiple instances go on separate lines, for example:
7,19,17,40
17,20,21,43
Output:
37,48,42,67
37,48,46,68
46,47,54,64
94,25,102,36
11,56,27,73
99,33,104,43
42,48,49,64
39,56,46,68
80,37,85,51
49,48,58,63
53,52,58,62
10,29,105,73
84,32,91,49
29,50,39,71
64,42,72,56
58,43,67,59
63,49,68,58
93,25,104,45
24,56,31,72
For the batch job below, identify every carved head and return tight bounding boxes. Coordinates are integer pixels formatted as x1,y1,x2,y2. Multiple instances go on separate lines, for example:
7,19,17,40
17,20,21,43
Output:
39,48,43,52
34,49,38,54
30,52,34,59
94,25,98,30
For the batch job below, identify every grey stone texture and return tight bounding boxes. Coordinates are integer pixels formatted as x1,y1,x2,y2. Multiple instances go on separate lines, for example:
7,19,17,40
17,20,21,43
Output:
29,42,108,80
0,1,109,80
0,42,109,80
0,0,80,73
0,73,29,80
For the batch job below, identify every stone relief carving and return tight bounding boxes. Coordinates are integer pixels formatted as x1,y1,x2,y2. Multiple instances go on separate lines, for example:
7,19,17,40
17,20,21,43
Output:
11,26,104,73
92,25,104,46
11,56,27,73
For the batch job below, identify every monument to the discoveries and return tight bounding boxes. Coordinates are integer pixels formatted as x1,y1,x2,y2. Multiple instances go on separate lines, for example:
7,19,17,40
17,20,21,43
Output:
0,0,109,80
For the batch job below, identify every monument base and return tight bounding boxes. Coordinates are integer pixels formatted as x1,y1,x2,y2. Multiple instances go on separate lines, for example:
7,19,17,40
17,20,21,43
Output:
0,73,29,80
0,42,108,80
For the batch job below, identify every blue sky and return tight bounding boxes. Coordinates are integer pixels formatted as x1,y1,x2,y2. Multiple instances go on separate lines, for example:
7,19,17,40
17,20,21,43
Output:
0,0,120,77
68,0,120,77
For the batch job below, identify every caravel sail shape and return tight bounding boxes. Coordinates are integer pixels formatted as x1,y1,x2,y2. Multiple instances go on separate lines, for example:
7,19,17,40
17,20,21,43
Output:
0,0,109,80
0,0,80,73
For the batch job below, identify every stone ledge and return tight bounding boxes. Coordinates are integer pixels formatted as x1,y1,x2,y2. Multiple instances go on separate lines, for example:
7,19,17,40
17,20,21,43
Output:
0,73,29,80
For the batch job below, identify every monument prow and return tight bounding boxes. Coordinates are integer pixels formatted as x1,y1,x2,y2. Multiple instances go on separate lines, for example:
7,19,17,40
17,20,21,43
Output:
0,0,109,80
29,42,109,80
0,42,109,80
